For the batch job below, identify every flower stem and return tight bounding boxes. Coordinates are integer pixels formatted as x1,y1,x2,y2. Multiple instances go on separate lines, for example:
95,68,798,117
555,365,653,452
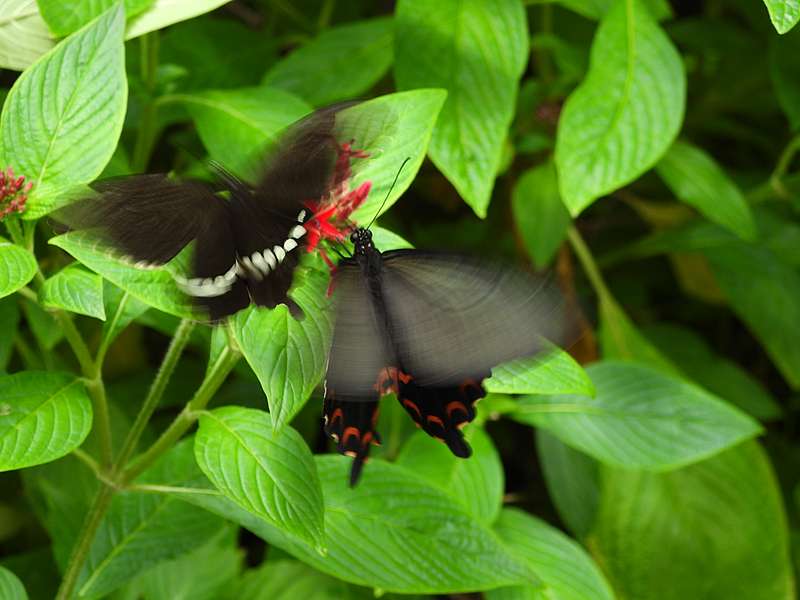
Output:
122,343,239,483
132,32,160,172
769,133,800,199
115,319,195,471
566,226,612,302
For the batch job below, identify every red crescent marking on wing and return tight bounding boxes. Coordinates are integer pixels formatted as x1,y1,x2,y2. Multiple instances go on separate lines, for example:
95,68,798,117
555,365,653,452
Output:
342,426,360,447
426,415,444,427
446,401,467,419
402,398,421,419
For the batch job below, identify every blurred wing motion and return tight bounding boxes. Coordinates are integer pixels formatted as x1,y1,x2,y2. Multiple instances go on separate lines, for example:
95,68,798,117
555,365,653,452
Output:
52,107,353,320
324,250,569,485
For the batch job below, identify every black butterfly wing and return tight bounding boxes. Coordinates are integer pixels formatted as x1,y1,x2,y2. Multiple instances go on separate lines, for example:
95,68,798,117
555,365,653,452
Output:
224,105,353,314
378,250,567,464
54,174,225,266
323,259,393,485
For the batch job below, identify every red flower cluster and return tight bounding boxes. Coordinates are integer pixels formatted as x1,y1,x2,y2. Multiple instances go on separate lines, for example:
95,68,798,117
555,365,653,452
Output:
304,142,371,269
0,167,31,220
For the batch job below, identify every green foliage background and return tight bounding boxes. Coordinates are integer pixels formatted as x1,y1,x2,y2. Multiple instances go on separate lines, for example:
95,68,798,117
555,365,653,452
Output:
0,0,799,598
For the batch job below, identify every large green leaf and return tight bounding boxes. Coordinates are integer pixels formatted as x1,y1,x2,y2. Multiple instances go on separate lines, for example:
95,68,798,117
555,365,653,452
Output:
536,430,600,539
0,3,127,219
232,262,332,428
763,0,800,33
179,86,311,178
223,559,371,600
176,450,537,594
38,0,154,36
39,264,105,320
0,0,54,71
555,0,685,215
0,566,27,600
643,322,782,421
340,90,446,223
487,508,614,600
125,0,232,39
0,372,92,471
394,0,528,217
655,140,755,240
75,448,226,599
512,361,761,470
485,346,594,397
263,18,394,107
396,427,504,524
50,231,195,319
705,241,800,389
591,442,793,599
194,407,325,551
0,238,36,299
128,527,241,600
511,161,571,269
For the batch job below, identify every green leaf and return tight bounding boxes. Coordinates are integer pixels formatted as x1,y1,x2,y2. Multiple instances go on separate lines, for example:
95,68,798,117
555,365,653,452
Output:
50,231,195,319
487,507,614,600
130,527,241,600
0,566,27,600
643,322,782,421
76,442,226,599
536,430,600,539
371,225,413,251
39,264,105,320
555,0,685,215
485,346,594,397
394,0,528,217
763,0,800,33
38,0,154,36
0,0,55,71
0,3,127,219
655,140,756,240
194,406,325,551
0,238,36,299
512,161,571,269
263,17,394,107
125,0,231,39
177,451,536,594
705,241,800,389
558,0,672,20
160,18,278,91
592,442,793,599
340,90,447,223
224,560,370,600
512,361,762,470
770,29,800,130
232,262,332,428
0,297,20,372
396,427,504,524
0,372,92,471
179,86,311,179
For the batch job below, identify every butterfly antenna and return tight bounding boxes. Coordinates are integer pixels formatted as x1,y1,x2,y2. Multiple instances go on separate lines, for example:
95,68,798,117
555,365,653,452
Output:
365,157,411,230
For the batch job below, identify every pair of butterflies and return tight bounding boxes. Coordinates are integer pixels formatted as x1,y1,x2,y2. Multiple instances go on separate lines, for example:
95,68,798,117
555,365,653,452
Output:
57,104,567,485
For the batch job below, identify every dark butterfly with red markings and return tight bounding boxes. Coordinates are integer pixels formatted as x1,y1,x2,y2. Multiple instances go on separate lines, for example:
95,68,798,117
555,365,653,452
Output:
53,105,370,321
323,228,568,486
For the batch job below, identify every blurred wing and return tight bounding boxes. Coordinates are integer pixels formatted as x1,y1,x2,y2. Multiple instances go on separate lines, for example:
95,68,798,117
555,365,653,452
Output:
216,105,356,313
324,259,391,485
381,250,568,387
53,174,225,266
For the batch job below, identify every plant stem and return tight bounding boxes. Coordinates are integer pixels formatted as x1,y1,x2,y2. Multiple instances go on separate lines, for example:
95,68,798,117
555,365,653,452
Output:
3,216,25,246
115,319,195,471
94,292,130,370
566,226,612,301
769,133,800,199
54,483,115,600
52,310,114,466
122,343,239,483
